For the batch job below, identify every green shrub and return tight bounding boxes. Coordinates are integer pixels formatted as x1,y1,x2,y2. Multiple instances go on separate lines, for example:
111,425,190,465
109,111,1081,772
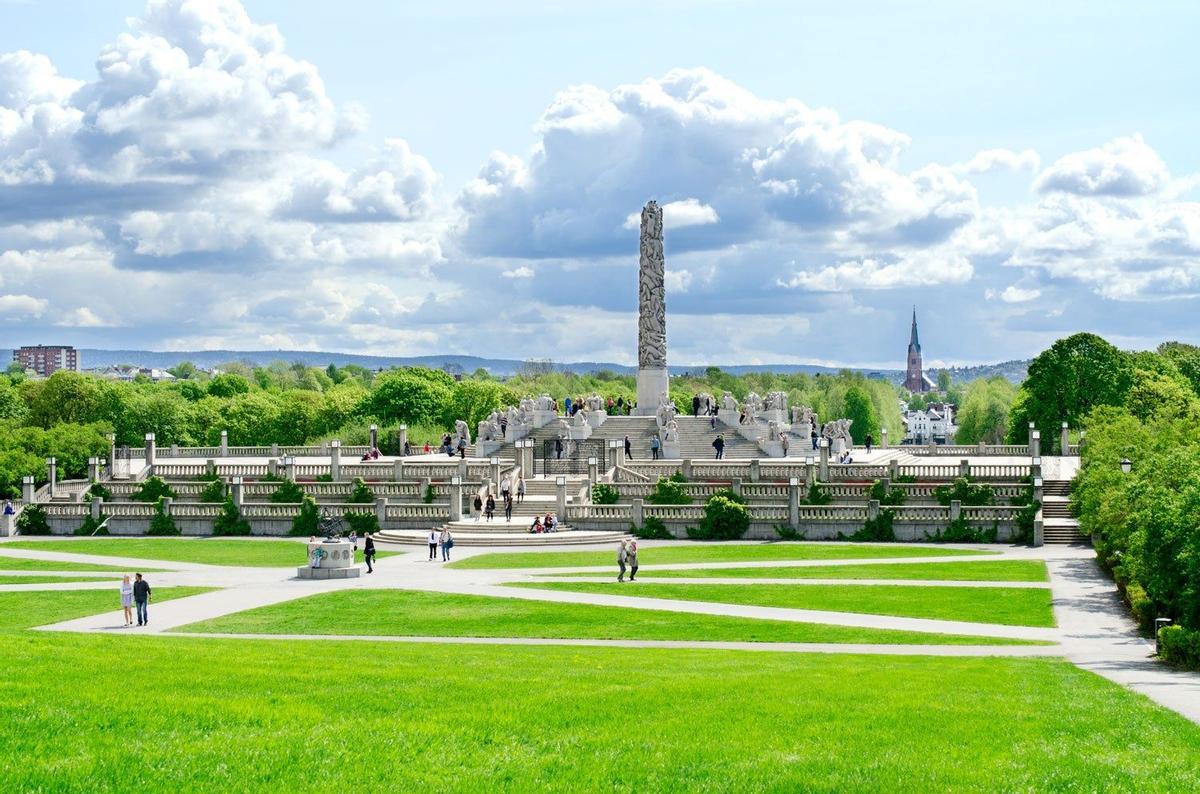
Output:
290,496,320,537
709,487,745,505
212,497,251,536
868,479,907,506
846,509,896,542
83,482,112,503
132,476,176,503
668,472,688,483
16,504,51,536
422,484,437,504
198,477,226,503
269,479,306,504
1125,582,1157,633
1011,480,1040,545
75,513,109,536
646,476,691,505
926,518,998,544
934,477,994,507
695,494,750,541
258,472,285,483
147,500,180,536
803,484,832,505
591,483,620,505
347,478,375,504
633,516,673,540
774,523,805,541
1158,625,1200,669
315,474,334,483
344,510,379,534
892,474,917,484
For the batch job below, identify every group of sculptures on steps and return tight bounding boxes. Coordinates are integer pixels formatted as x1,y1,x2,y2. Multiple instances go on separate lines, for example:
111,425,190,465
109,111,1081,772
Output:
449,389,858,459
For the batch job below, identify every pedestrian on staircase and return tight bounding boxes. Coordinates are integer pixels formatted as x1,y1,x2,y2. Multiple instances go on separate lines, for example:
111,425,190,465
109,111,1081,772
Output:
650,435,660,460
473,494,483,522
811,430,819,451
710,412,717,430
713,434,726,460
517,478,526,503
504,494,513,521
780,432,790,457
624,435,632,460
458,436,467,459
617,539,629,582
500,475,511,501
363,533,376,573
485,493,495,521
555,437,564,460
692,395,700,417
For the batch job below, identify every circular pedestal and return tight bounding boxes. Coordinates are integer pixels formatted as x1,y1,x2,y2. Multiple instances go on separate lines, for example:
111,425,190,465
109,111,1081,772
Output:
298,539,361,579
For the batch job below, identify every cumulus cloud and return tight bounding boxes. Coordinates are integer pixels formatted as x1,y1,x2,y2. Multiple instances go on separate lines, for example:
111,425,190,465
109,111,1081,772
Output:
664,268,694,292
623,198,719,230
502,266,534,279
0,293,48,318
986,285,1041,303
1034,134,1168,197
778,251,973,291
952,148,1040,175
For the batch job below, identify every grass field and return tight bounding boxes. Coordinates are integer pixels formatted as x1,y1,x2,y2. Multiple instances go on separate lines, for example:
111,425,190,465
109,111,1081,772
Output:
0,576,115,585
0,594,1197,791
174,589,1042,645
451,543,994,570
512,581,1056,627
0,554,165,573
0,588,211,631
4,538,392,568
548,559,1050,582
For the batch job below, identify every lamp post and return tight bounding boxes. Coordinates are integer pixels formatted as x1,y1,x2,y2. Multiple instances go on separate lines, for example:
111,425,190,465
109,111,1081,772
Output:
1120,458,1132,474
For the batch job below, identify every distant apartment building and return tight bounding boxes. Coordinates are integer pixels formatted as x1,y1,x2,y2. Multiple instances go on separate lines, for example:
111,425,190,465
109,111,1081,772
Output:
12,345,79,377
902,401,957,445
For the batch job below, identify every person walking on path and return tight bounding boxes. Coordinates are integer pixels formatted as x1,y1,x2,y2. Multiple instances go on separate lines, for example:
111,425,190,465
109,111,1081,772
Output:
713,434,726,460
440,527,453,562
811,430,819,451
349,530,358,551
780,432,790,457
132,573,151,627
485,494,496,522
517,478,526,504
650,435,660,460
504,494,513,521
865,433,874,454
500,475,511,501
627,539,639,581
617,539,629,582
363,532,376,574
473,494,483,522
427,529,438,560
120,574,134,627
692,395,700,417
624,435,632,461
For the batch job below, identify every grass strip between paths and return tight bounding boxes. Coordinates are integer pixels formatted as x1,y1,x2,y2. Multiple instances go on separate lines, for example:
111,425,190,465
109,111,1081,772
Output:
4,538,393,568
450,543,995,570
511,581,1056,628
547,559,1050,582
172,589,1044,646
0,554,166,573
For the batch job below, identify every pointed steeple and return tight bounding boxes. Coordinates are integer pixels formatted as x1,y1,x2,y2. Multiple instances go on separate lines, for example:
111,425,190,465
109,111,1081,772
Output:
909,306,920,351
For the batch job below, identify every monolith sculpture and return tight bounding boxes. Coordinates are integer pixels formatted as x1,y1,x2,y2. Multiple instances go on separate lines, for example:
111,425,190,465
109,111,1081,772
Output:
635,200,668,415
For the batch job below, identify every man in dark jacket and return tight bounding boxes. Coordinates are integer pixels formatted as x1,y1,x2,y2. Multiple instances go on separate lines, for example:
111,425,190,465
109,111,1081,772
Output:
363,533,376,574
133,573,151,626
713,434,725,460
692,395,700,417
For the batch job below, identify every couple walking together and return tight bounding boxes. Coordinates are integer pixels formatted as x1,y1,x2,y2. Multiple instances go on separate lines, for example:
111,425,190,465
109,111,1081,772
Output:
617,538,639,582
119,573,151,627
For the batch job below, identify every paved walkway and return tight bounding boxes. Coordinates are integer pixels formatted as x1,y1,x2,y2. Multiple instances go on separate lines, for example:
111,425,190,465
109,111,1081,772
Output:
5,538,1199,725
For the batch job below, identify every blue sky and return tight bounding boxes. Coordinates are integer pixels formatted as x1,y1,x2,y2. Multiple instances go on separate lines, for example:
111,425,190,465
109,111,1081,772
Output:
2,0,1198,367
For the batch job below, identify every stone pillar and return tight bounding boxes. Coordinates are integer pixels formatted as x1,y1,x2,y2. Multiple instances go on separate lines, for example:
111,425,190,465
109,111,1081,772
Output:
375,497,388,525
267,459,279,478
330,440,341,482
959,459,970,478
457,458,468,480
634,201,669,415
731,479,743,498
144,433,156,466
0,513,12,537
749,459,760,483
88,457,101,483
1033,516,1044,547
320,440,329,455
420,477,431,502
161,496,172,517
880,428,888,448
271,443,279,458
397,425,408,455
888,459,899,480
950,499,962,522
91,496,103,521
788,478,800,529
1031,457,1042,480
220,430,228,456
556,476,567,518
107,433,116,475
449,477,463,522
804,461,816,487
489,457,501,487
1030,431,1041,459
369,424,379,450
170,444,179,458
231,477,244,508
46,457,57,499
681,459,693,479
22,476,35,504
631,498,644,528
284,458,296,481
587,457,599,487
393,459,405,482
1060,422,1070,455
1033,477,1044,507
867,499,880,520
818,438,829,482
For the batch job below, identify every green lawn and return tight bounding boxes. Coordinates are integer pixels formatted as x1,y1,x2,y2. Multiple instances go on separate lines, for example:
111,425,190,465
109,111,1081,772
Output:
0,588,211,632
174,589,1042,646
0,553,165,573
451,543,994,569
548,559,1050,582
4,538,393,568
0,597,1197,790
512,582,1056,627
0,576,117,585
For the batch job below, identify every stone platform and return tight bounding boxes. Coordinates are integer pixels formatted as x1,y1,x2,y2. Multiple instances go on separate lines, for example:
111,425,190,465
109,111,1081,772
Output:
296,565,361,579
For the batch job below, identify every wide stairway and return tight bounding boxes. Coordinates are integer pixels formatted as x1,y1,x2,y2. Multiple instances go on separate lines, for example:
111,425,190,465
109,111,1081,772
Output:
1042,479,1087,544
671,416,763,459
375,476,632,547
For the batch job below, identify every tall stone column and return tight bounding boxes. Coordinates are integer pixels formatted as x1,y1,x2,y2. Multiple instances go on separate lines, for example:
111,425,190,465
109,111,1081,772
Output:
330,440,341,482
46,457,57,499
1060,422,1070,455
634,200,669,415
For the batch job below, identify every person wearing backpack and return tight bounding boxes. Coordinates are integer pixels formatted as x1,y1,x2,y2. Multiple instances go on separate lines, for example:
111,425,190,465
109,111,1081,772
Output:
440,527,453,561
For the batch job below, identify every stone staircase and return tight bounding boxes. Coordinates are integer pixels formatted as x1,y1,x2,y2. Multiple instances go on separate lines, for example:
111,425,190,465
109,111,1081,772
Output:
671,416,764,459
1042,479,1088,544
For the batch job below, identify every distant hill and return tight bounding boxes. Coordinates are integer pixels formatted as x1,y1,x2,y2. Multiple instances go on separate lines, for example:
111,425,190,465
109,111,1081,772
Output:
70,348,1027,382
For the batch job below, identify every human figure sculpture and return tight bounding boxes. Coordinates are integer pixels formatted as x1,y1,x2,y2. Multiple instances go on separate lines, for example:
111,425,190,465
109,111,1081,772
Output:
454,419,472,446
764,391,788,413
655,392,677,426
742,392,763,422
535,394,555,412
663,419,680,443
585,394,604,412
722,392,739,414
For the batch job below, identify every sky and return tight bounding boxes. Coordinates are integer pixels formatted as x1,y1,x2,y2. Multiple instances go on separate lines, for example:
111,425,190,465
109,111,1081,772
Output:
1,0,1199,369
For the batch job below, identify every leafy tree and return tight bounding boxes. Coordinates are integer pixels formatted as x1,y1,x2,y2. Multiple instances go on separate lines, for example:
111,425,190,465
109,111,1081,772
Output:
842,386,879,445
167,361,198,380
646,477,691,505
936,370,952,392
132,476,176,503
212,497,251,536
441,379,520,429
16,504,51,535
269,480,306,503
591,484,620,504
343,511,379,534
1158,341,1200,397
291,496,320,536
868,480,907,506
198,477,226,503
367,368,454,426
206,373,252,398
934,477,994,507
954,378,1017,444
348,478,375,504
690,494,750,540
1007,333,1133,452
148,500,180,536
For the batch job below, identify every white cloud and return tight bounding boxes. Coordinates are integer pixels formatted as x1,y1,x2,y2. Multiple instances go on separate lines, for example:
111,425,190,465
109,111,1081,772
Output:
1034,134,1168,197
778,251,973,291
623,198,720,230
952,148,1040,175
985,285,1041,303
56,306,112,327
502,266,534,279
0,293,48,318
664,268,694,292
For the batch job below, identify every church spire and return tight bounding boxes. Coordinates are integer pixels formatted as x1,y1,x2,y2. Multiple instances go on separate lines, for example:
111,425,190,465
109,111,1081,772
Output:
909,306,920,350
